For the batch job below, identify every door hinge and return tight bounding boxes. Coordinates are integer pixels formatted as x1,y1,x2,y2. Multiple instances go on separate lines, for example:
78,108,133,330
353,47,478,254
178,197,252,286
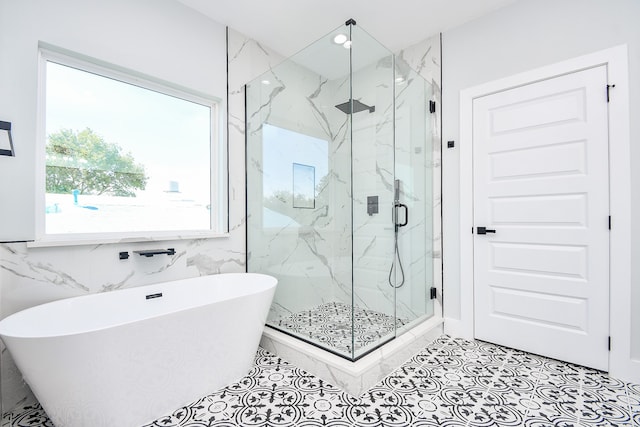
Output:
430,287,437,300
608,336,611,351
429,100,436,114
607,84,616,102
608,215,611,230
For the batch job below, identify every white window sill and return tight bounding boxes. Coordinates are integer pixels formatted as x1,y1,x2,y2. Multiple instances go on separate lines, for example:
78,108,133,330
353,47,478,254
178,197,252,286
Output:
26,231,230,248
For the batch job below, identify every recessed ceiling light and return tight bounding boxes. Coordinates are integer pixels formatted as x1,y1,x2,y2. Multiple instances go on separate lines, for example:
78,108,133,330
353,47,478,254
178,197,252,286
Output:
395,76,405,83
343,40,352,49
333,34,348,44
261,80,271,85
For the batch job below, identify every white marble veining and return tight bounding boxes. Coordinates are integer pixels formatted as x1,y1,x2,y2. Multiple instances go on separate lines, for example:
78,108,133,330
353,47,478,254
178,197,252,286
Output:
245,37,357,321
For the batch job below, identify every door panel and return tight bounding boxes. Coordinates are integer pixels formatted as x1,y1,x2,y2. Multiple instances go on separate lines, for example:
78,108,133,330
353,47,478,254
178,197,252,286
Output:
490,286,588,331
490,193,587,226
473,66,610,370
490,141,587,181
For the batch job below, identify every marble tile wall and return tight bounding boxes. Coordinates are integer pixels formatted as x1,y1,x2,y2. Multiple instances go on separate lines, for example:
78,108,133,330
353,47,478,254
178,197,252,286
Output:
240,32,352,330
245,58,354,320
349,57,396,325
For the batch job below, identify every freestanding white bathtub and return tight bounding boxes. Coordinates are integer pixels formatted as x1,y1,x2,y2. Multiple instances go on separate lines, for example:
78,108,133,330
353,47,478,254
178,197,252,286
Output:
0,272,277,427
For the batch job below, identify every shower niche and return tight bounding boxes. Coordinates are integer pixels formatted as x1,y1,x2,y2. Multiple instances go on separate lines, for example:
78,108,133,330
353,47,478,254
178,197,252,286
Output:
246,20,436,361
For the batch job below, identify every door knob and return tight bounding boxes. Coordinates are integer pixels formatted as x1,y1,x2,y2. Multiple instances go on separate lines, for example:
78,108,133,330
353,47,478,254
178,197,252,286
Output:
476,226,496,235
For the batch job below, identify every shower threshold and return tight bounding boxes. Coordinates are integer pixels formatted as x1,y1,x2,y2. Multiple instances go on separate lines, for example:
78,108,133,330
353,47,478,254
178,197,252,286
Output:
260,312,444,396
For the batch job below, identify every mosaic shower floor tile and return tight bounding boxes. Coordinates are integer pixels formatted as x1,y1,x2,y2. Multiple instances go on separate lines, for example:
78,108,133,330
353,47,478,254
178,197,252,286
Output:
3,335,638,426
274,302,408,354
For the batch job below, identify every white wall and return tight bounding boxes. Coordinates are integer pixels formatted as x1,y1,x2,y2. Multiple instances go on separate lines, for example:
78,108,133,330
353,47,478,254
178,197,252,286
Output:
441,0,640,361
0,0,244,412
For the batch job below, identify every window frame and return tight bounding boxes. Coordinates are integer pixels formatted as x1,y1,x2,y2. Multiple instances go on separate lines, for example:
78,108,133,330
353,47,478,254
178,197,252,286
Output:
32,45,228,247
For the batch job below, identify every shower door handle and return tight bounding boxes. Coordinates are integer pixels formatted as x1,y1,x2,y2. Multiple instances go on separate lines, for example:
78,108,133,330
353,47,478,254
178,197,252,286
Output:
395,203,408,227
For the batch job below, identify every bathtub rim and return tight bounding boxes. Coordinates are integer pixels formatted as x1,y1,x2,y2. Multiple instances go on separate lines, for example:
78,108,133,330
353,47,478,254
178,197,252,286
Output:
0,272,277,339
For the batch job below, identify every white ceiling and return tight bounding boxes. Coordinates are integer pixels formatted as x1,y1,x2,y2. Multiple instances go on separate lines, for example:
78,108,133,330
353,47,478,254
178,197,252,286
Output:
177,0,519,57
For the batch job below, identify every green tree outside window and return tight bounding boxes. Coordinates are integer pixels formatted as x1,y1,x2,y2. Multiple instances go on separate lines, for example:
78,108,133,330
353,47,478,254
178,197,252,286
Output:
46,128,147,197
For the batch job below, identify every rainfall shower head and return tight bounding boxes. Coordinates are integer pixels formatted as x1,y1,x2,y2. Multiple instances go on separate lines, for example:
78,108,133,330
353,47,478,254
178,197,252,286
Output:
335,99,375,115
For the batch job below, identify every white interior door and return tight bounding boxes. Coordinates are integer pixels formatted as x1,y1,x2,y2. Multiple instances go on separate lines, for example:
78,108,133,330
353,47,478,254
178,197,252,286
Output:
473,66,610,371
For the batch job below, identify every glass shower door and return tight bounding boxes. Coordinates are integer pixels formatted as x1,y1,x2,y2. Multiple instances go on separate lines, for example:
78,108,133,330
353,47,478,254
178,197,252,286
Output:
394,59,435,333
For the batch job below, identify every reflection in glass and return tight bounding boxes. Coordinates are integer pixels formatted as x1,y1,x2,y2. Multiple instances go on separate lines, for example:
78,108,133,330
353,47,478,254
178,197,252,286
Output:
260,124,328,227
292,163,315,209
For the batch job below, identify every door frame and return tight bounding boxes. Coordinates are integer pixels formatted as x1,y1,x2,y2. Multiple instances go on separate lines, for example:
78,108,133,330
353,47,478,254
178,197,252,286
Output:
453,45,634,382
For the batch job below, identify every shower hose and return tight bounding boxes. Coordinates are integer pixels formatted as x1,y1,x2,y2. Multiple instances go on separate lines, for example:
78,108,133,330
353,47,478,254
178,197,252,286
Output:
388,231,406,288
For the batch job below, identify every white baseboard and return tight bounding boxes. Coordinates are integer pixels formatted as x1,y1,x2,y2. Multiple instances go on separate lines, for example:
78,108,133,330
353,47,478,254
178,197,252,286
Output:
443,317,473,340
610,353,640,384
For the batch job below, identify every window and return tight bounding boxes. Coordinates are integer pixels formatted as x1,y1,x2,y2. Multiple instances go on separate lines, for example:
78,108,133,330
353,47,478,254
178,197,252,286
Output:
39,48,225,242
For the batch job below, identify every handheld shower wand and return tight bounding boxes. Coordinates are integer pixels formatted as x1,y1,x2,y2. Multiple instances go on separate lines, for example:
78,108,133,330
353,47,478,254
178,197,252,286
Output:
389,179,407,288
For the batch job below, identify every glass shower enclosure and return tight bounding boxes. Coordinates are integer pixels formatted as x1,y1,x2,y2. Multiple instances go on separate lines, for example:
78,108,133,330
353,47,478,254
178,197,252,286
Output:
246,20,435,360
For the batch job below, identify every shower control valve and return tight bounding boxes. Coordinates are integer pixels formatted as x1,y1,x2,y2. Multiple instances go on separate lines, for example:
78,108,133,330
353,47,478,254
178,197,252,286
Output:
367,196,379,216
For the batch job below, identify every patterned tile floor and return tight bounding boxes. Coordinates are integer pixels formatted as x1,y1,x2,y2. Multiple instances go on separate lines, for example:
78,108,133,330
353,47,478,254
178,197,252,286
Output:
275,302,408,354
4,335,639,426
